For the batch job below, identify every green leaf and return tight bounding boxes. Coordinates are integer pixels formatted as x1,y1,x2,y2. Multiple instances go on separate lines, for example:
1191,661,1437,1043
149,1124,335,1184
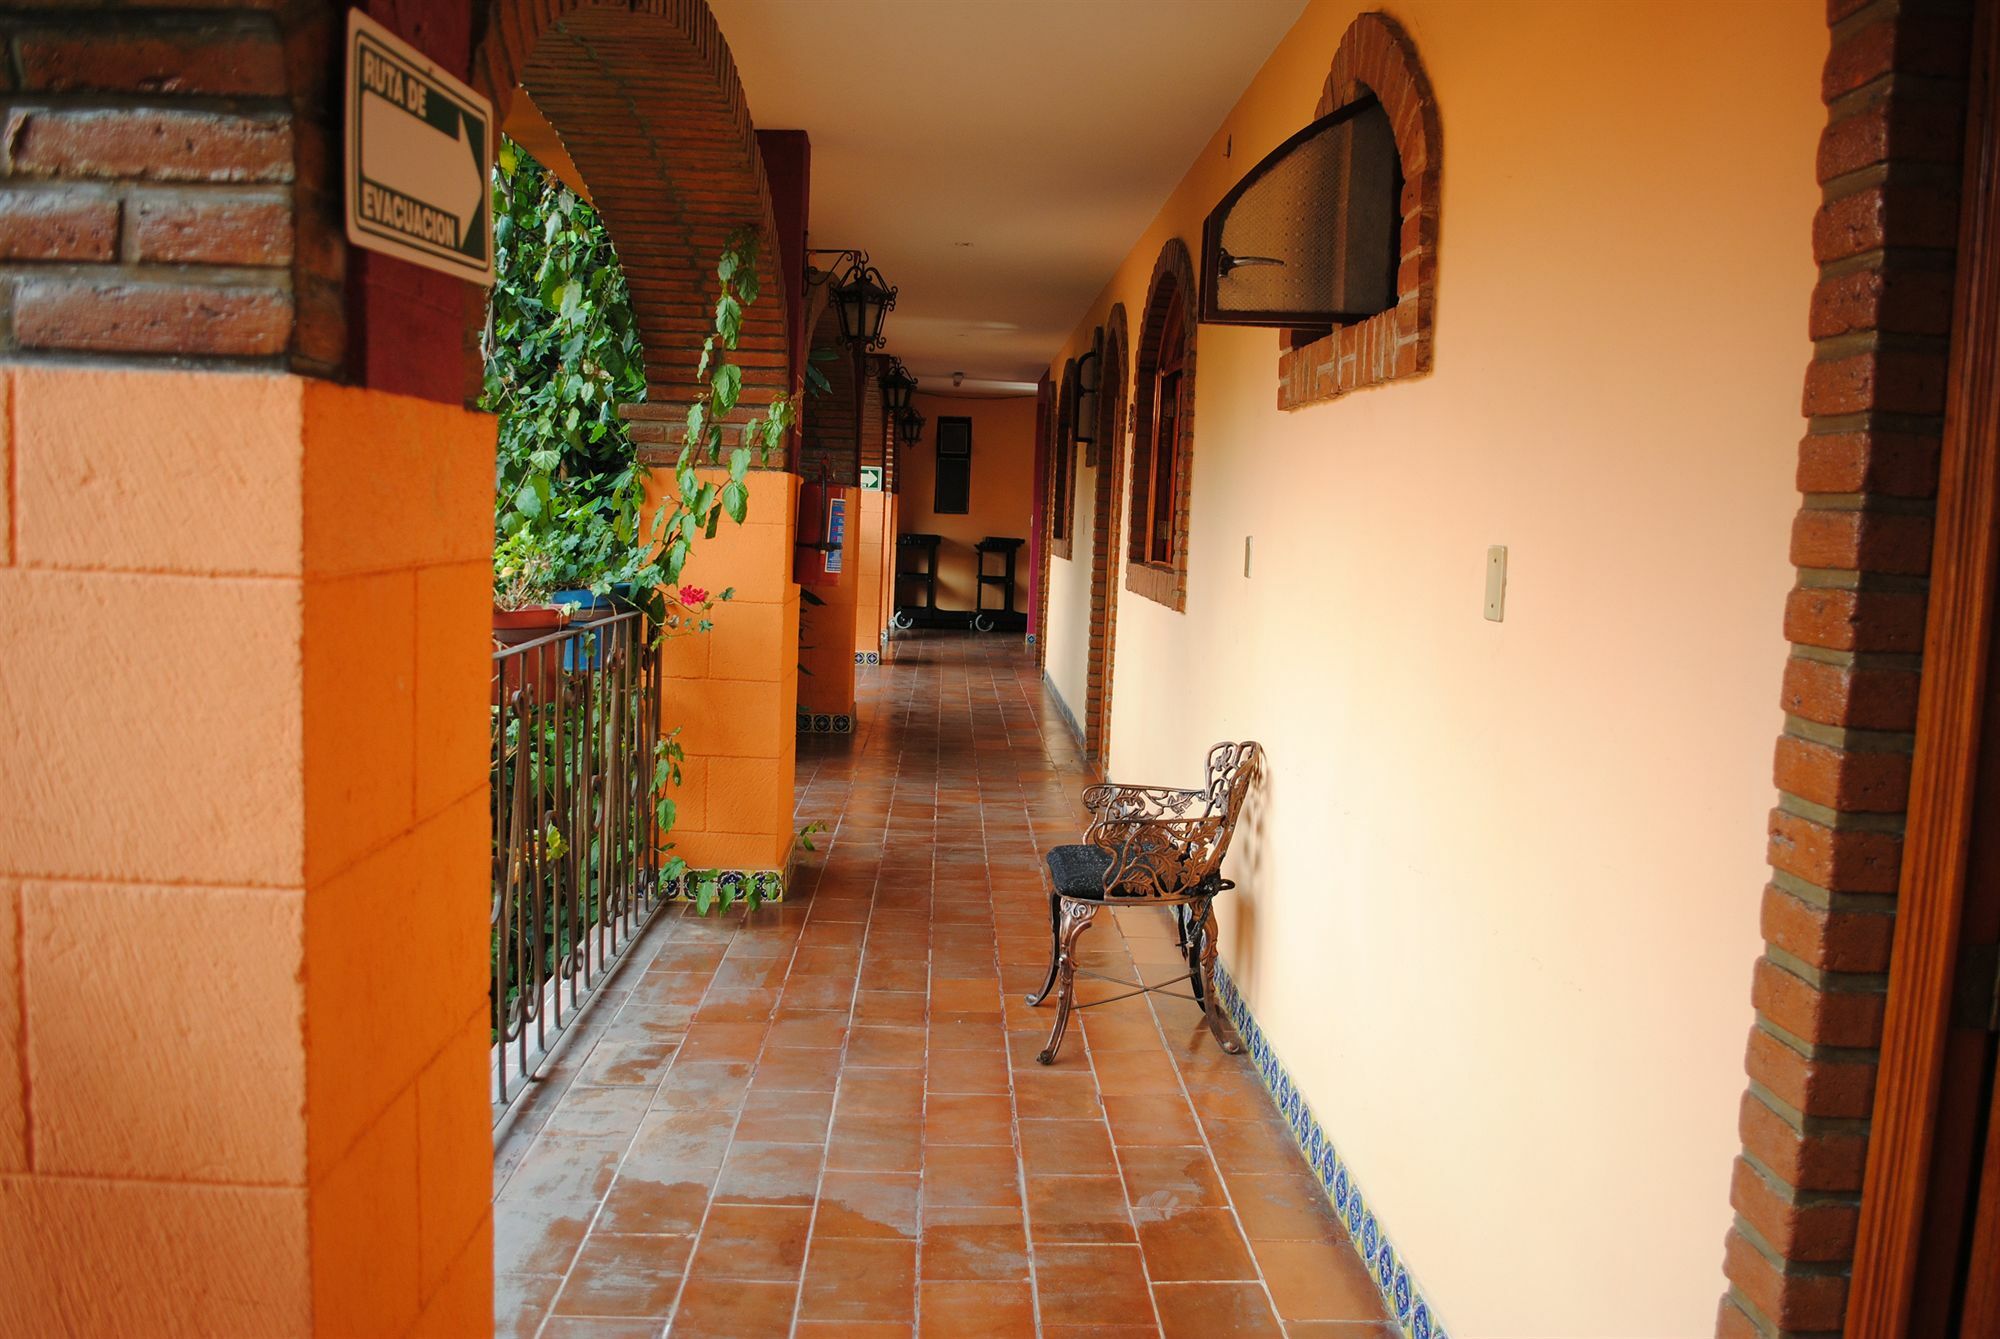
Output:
715,295,742,345
712,363,742,413
721,480,748,525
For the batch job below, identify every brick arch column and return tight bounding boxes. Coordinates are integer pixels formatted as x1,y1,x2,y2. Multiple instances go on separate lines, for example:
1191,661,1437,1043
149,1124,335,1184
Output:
474,0,805,880
1127,239,1197,612
1084,302,1129,763
0,3,500,1333
1714,1,1977,1334
475,0,792,454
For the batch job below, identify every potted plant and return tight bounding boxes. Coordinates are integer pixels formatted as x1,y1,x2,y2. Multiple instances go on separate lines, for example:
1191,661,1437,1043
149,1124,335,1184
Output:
493,529,568,706
493,528,566,636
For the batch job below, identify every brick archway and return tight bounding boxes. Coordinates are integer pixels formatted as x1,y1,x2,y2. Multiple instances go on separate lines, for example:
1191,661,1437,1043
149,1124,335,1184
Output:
1084,302,1129,763
474,0,793,457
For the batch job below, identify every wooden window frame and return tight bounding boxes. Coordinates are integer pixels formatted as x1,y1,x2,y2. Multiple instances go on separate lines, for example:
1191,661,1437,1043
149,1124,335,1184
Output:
1125,239,1197,612
1050,358,1078,560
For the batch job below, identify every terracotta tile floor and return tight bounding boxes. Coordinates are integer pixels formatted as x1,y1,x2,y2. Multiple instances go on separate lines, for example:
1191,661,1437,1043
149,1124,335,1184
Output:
493,633,1392,1337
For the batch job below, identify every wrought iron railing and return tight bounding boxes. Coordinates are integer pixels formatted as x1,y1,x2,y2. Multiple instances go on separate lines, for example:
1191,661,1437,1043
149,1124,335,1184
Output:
490,609,663,1117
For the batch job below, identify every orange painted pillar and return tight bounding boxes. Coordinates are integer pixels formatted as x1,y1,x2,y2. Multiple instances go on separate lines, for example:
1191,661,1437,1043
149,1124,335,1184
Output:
0,368,495,1335
798,485,858,728
853,487,889,662
655,467,802,882
884,492,902,643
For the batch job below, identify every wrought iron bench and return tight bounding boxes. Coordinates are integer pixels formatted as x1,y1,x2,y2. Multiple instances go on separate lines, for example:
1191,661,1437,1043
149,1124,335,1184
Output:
1026,740,1263,1064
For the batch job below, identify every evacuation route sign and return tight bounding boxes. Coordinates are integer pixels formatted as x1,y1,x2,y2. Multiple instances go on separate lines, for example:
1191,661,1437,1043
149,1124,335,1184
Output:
344,9,494,285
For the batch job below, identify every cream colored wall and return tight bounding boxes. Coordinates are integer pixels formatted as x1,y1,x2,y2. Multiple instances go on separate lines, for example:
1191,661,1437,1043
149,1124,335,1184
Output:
899,392,1038,616
1039,2,1825,1333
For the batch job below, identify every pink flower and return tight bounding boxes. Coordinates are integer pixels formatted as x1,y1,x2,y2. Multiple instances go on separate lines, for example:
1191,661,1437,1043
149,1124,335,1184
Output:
678,585,710,607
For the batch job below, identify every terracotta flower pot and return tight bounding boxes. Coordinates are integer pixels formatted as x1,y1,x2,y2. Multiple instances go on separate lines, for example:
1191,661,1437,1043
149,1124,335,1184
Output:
493,604,567,708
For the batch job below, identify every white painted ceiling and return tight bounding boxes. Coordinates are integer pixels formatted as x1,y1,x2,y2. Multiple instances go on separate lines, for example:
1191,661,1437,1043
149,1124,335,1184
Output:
708,0,1308,396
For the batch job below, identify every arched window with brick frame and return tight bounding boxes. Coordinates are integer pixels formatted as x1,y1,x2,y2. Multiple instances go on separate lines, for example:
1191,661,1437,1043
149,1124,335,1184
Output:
1197,11,1441,410
1126,238,1197,611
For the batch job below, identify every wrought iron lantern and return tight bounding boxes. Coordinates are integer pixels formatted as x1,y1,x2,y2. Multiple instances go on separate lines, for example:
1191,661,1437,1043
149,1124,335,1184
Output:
807,247,899,351
832,253,896,350
897,407,926,445
880,359,918,413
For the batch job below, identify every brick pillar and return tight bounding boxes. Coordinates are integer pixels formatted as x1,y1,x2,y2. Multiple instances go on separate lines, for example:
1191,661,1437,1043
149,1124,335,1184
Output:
1717,1,1975,1333
0,369,494,1335
0,0,495,1329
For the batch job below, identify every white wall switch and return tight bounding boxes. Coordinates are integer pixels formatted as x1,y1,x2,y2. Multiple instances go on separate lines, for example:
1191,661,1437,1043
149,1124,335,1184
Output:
1484,545,1507,621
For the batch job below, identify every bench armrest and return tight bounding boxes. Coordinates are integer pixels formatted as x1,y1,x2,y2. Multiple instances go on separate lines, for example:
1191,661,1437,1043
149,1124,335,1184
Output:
1079,782,1207,821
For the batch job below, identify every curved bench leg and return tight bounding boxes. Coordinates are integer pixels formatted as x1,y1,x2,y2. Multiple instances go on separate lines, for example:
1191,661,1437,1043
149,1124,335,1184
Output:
1036,899,1097,1064
1026,889,1062,1006
1188,899,1242,1055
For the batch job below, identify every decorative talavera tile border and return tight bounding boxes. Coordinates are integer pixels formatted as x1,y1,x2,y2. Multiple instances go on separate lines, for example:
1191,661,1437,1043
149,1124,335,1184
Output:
796,711,854,734
1025,632,1037,647
1214,964,1452,1339
854,650,881,665
661,866,786,904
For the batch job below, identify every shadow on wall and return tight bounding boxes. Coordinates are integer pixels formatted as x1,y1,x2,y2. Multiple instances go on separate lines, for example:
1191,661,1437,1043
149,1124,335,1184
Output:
1224,757,1271,990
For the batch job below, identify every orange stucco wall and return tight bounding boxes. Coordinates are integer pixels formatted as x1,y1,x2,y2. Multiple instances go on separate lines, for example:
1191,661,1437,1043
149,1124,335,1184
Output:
898,392,1037,617
662,467,802,874
1040,1,1825,1332
0,368,495,1335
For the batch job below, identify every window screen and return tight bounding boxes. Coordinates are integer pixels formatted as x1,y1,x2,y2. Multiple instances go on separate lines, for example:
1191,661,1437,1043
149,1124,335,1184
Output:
934,416,971,514
1200,95,1400,327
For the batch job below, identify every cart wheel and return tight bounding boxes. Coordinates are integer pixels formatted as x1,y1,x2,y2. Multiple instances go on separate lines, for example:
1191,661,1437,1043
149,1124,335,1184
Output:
892,610,915,631
972,613,995,633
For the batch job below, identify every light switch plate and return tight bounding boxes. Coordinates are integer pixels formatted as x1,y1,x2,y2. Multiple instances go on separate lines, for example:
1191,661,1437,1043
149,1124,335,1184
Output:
1244,535,1253,578
1485,545,1507,621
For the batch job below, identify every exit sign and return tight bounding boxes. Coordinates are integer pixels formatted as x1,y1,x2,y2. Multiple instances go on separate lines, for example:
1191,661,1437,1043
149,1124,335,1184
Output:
343,10,495,285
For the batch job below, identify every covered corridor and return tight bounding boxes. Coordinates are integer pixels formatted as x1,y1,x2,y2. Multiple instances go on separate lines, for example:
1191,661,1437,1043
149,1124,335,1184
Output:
8,0,2000,1335
494,635,1390,1336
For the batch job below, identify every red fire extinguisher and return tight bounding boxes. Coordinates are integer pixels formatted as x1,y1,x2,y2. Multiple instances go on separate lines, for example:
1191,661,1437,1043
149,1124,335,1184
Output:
794,480,838,588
